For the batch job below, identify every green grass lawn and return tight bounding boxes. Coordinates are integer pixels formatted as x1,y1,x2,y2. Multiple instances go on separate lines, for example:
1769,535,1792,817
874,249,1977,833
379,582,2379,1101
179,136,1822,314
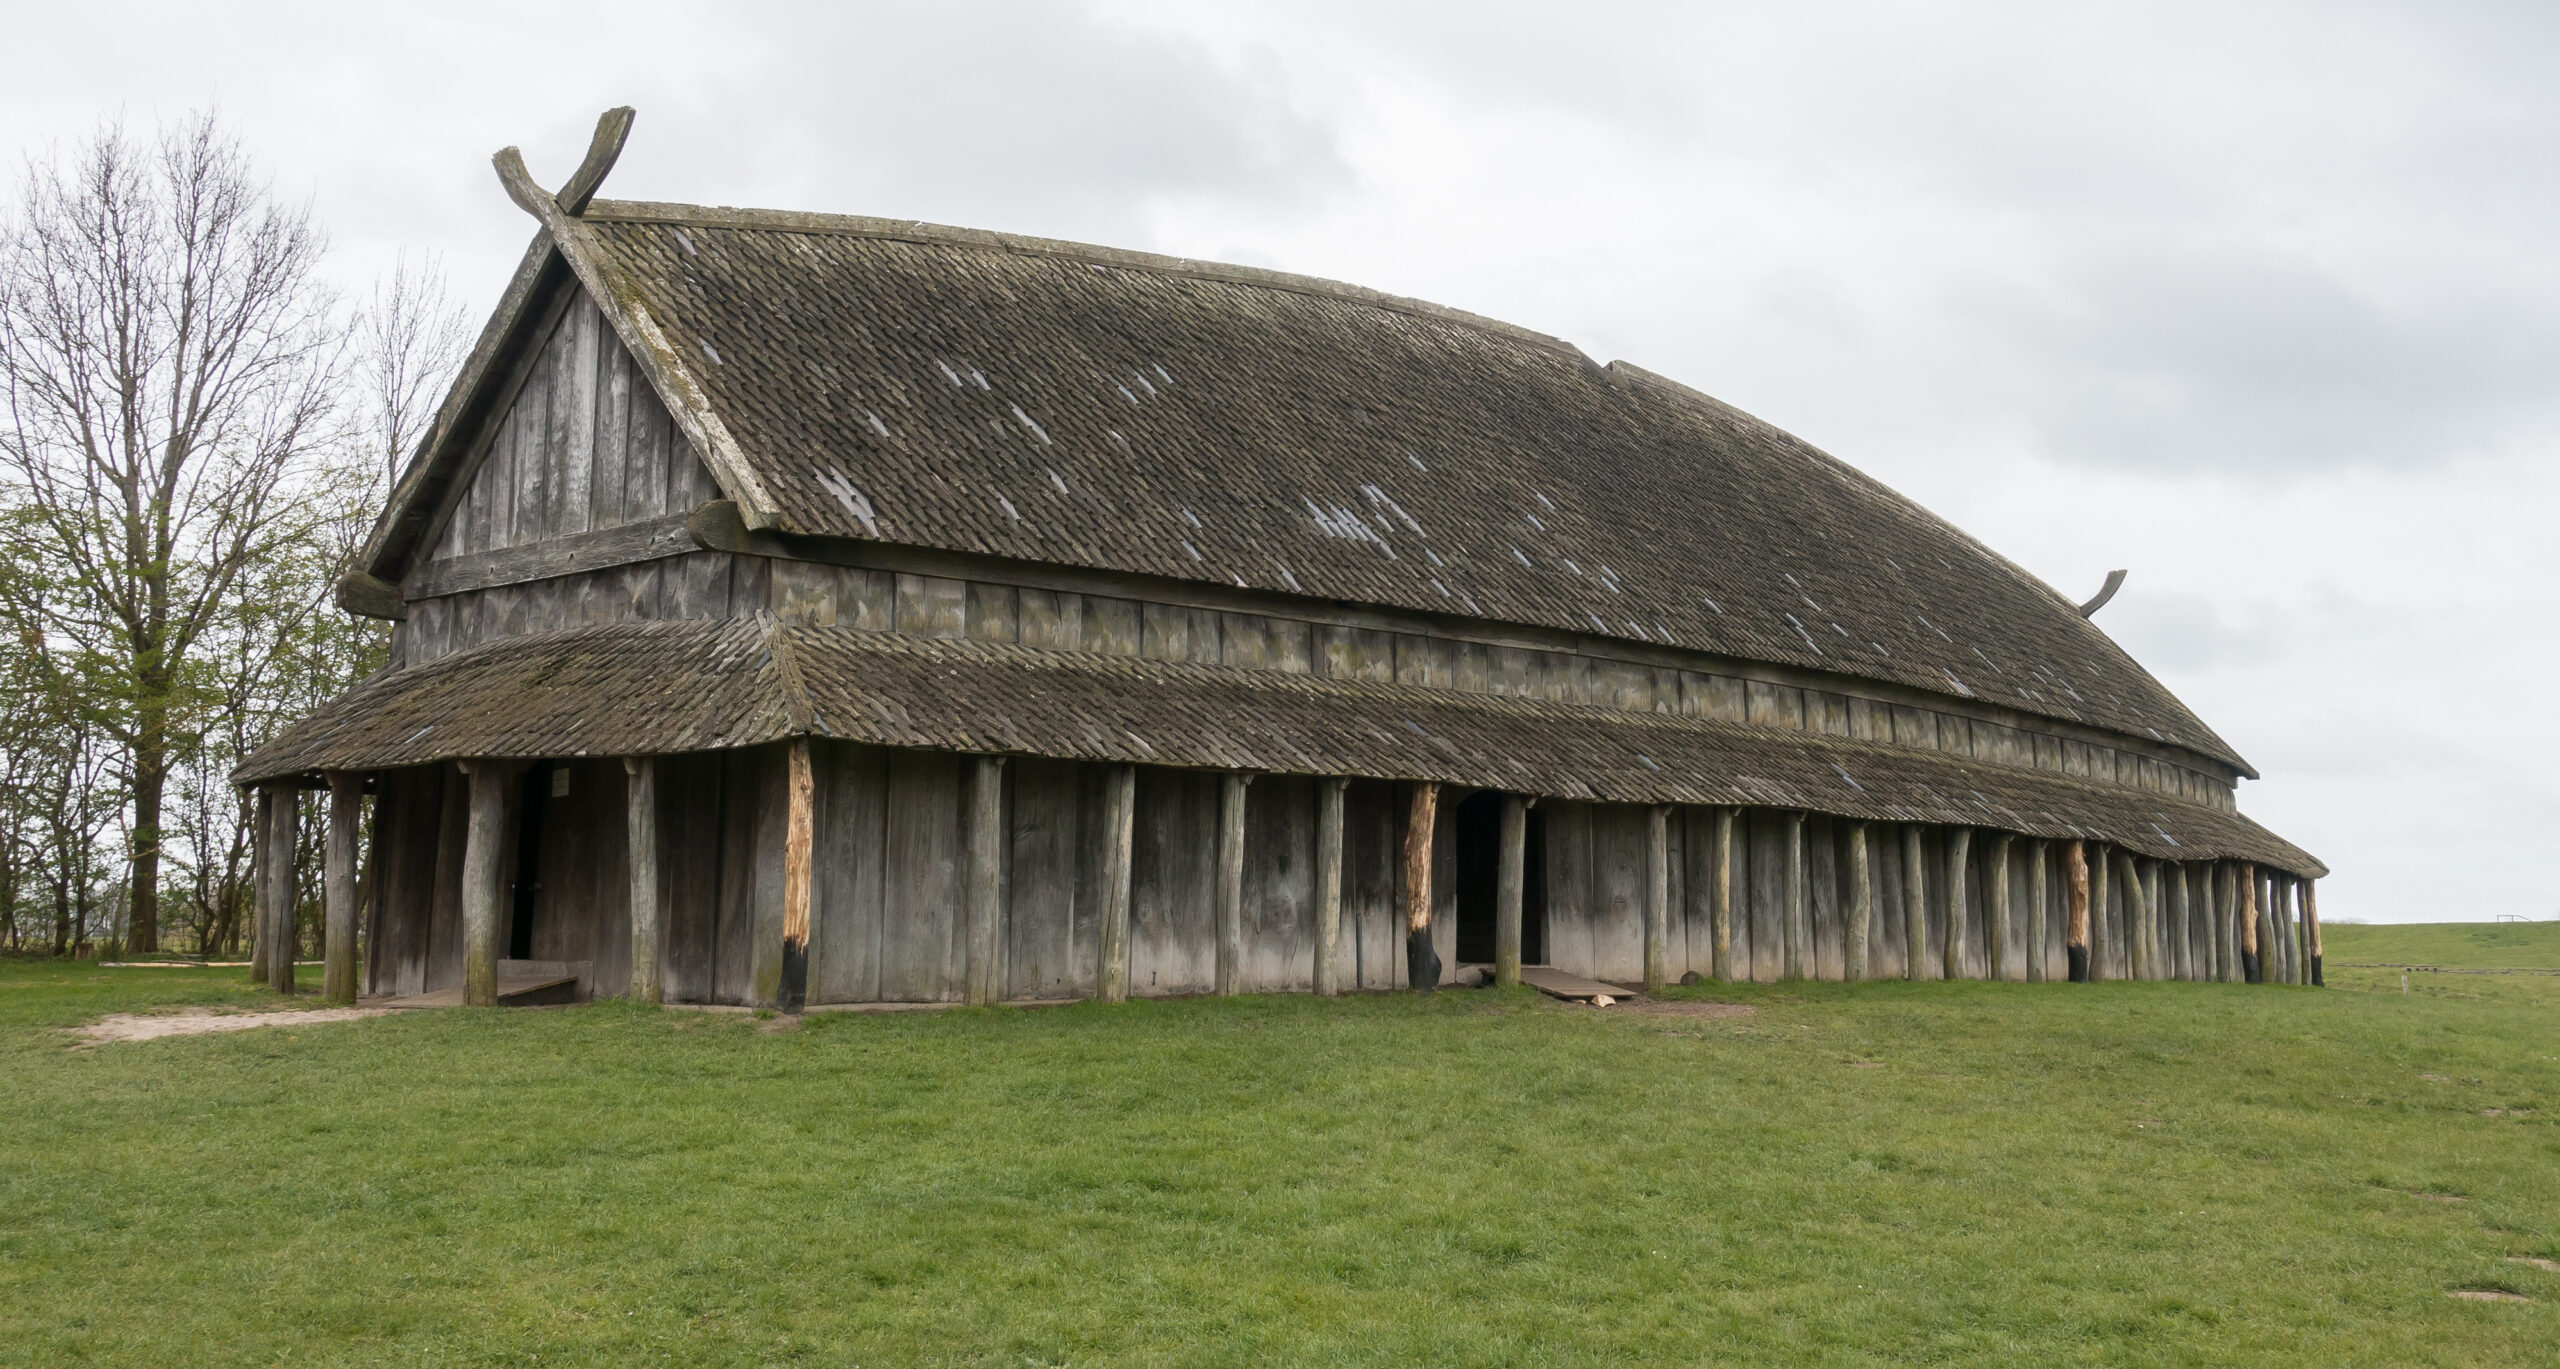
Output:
2325,918,2560,969
2,934,2554,1366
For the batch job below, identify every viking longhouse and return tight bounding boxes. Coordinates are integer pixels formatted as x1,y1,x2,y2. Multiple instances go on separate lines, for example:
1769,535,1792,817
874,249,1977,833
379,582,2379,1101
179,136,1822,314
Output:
240,111,2327,1011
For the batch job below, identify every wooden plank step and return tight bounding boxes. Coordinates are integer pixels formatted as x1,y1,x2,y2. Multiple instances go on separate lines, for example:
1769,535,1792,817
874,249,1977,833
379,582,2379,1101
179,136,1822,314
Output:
496,975,579,1007
1518,967,1636,1003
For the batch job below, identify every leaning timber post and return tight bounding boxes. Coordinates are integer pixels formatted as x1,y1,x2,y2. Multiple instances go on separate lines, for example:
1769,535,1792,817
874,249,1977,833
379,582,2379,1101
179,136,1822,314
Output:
1902,825,1929,981
2167,863,2191,981
2141,860,2165,981
2026,840,2050,982
1494,794,1526,989
2220,862,2244,983
262,784,301,995
2276,875,2299,985
2289,877,2308,985
2064,840,2091,983
1315,778,1349,996
249,787,276,986
2239,862,2262,983
2088,844,2111,980
1783,811,1809,980
1846,822,1873,982
322,773,363,1003
1096,765,1137,1003
962,754,1006,1008
1403,782,1442,992
782,740,820,1012
459,761,513,1008
2304,879,2324,986
1984,833,2012,981
1644,805,1671,994
1215,773,1252,997
1943,827,1972,980
1713,808,1739,981
2119,851,2152,981
624,757,662,1003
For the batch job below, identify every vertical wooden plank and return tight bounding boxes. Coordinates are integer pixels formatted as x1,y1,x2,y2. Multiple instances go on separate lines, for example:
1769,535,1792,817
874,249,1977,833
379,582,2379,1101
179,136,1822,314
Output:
2089,844,2113,981
1018,588,1084,650
895,574,966,638
323,774,363,1003
770,740,815,1011
1315,778,1348,995
624,756,660,1002
1809,815,1842,981
1847,822,1872,982
1215,773,1250,996
1003,758,1083,1001
963,755,1005,1006
2025,840,2048,983
2303,879,2324,986
1096,765,1136,1003
557,296,598,536
260,786,302,994
966,583,1019,643
1987,833,2014,982
1643,805,1670,993
1132,769,1217,996
1783,812,1809,980
882,750,965,1002
2065,840,2091,982
460,762,510,1007
1495,794,1526,989
1712,808,1737,981
1081,597,1142,655
1240,775,1314,992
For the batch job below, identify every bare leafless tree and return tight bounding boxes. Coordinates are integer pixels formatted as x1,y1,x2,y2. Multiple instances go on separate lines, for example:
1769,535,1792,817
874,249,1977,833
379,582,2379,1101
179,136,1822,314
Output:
0,113,346,952
357,250,469,487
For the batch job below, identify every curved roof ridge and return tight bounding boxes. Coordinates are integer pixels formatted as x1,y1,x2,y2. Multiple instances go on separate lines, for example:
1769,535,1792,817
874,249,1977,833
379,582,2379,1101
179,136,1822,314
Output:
580,197,1589,360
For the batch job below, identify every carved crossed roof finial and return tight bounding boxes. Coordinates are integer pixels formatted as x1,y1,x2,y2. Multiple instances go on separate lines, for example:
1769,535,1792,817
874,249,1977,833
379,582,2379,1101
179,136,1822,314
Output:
494,107,636,220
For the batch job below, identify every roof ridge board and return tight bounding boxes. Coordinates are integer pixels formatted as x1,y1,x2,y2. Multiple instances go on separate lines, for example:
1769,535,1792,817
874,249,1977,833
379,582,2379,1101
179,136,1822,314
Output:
580,197,1589,362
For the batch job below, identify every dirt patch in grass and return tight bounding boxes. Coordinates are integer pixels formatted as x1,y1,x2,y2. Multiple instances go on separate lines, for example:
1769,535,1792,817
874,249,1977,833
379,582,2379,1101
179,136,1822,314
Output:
2509,1257,2560,1274
2447,1290,2536,1304
1607,998,1755,1020
70,1006,393,1045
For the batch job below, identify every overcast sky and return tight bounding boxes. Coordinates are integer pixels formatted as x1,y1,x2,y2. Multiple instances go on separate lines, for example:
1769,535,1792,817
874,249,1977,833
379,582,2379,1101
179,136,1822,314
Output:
9,1,2552,922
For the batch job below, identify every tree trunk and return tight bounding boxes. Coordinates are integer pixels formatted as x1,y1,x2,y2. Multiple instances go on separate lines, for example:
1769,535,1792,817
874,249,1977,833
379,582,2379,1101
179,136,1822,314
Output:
127,703,167,954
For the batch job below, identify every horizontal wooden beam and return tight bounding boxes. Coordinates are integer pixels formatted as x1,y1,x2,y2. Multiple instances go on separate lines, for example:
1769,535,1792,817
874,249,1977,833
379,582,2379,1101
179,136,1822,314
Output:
405,513,698,599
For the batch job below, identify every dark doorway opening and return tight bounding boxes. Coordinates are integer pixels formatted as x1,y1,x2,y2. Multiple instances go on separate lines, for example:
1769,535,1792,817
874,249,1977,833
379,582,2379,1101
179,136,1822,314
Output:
509,763,553,960
1453,792,1544,966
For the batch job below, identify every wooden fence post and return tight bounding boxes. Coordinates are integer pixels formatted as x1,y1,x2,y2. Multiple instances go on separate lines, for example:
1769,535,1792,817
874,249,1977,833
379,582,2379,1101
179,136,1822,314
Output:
1315,778,1348,996
1097,765,1136,1004
323,773,363,1003
1847,822,1872,982
1644,805,1671,994
1215,773,1251,997
460,761,512,1008
624,757,661,1003
262,785,300,996
2065,840,2091,982
1404,783,1441,992
1495,794,1526,989
1903,825,1929,981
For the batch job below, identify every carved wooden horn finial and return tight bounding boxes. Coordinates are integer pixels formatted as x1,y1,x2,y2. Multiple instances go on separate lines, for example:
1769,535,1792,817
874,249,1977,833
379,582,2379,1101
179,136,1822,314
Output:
492,107,636,221
2077,568,2127,618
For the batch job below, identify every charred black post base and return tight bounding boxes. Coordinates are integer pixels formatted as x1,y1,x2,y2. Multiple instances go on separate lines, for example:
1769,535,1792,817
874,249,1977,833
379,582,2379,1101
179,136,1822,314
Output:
2067,945,2090,983
2241,951,2261,984
1407,928,1441,994
780,942,808,1013
2311,955,2324,987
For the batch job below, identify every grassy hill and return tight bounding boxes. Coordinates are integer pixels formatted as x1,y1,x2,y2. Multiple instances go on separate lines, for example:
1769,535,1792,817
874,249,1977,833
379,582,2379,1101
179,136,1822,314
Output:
2324,920,2560,969
1,954,2552,1366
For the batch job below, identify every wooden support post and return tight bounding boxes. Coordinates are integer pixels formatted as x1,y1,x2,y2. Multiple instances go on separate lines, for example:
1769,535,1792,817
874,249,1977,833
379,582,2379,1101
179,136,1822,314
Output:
1097,765,1136,1003
1494,794,1525,989
2119,851,2152,981
322,773,363,1003
782,740,819,1012
2170,864,2191,982
2220,862,2244,983
460,761,512,1008
1643,806,1671,993
2144,860,2166,981
2026,840,2049,982
1403,782,1441,992
963,754,1005,1007
624,757,661,1003
1783,811,1809,980
1903,825,1929,981
261,784,300,995
1986,833,2013,981
1713,808,1739,982
2303,879,2324,986
1315,778,1348,997
2065,840,2091,983
2088,844,2111,980
1215,772,1251,997
1847,822,1872,982
1943,827,1972,980
2239,862,2262,983
249,789,274,986
2277,875,2299,985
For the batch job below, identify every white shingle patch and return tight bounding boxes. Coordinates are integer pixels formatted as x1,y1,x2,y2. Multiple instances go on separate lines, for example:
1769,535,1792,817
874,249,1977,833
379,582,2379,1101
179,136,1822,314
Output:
1180,506,1201,528
863,409,890,438
672,228,697,257
1117,384,1141,405
1011,404,1053,445
970,368,990,390
937,360,964,387
1132,371,1158,397
1180,540,1202,561
1511,545,1533,567
1153,363,1174,385
816,468,881,537
1045,467,1070,494
997,496,1021,524
701,340,722,365
1405,451,1427,471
